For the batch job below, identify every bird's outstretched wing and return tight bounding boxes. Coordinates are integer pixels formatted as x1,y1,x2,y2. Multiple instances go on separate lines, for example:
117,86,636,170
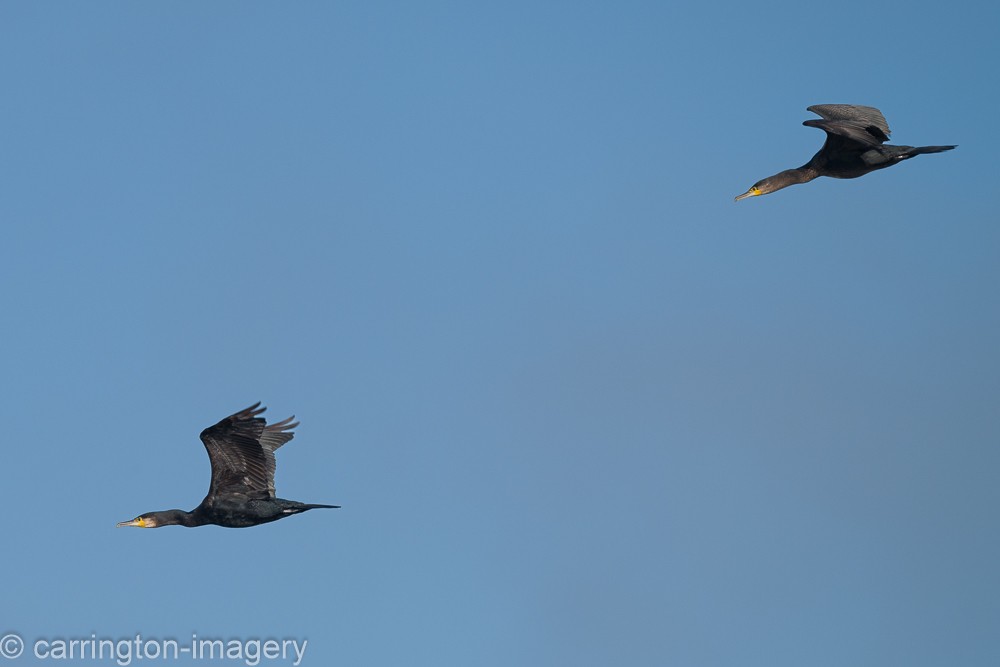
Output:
199,402,298,501
803,104,892,147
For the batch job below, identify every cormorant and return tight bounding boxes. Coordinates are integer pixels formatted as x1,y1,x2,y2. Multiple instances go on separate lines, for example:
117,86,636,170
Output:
735,104,955,201
117,403,338,528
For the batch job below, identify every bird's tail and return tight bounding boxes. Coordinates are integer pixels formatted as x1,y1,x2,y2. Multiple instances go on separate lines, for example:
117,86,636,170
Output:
279,501,341,515
910,145,957,154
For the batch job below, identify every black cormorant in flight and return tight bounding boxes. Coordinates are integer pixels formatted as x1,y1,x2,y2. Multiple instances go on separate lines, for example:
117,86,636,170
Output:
117,403,338,528
735,104,955,201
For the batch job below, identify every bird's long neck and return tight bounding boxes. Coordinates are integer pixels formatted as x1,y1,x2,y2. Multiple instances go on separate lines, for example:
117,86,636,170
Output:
150,509,206,527
782,166,820,186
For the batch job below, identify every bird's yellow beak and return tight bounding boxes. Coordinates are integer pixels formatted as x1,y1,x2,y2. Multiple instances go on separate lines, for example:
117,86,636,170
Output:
734,186,761,202
116,516,148,528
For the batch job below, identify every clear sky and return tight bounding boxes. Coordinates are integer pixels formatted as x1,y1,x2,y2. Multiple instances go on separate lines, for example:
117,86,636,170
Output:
3,2,998,666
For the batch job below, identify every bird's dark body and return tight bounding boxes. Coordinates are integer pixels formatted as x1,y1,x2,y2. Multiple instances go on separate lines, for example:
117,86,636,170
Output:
808,143,952,180
735,104,954,200
189,497,336,528
806,145,899,179
117,403,339,529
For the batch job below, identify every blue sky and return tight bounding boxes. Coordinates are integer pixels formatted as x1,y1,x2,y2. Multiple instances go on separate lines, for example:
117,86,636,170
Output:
3,2,998,666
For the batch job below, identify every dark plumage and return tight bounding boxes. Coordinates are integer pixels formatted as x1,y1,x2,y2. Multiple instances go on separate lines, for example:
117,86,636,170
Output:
117,403,338,529
735,104,955,201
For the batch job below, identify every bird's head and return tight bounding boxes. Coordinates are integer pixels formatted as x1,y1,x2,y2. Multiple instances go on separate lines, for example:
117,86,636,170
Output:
734,177,778,201
735,169,812,201
117,514,157,528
